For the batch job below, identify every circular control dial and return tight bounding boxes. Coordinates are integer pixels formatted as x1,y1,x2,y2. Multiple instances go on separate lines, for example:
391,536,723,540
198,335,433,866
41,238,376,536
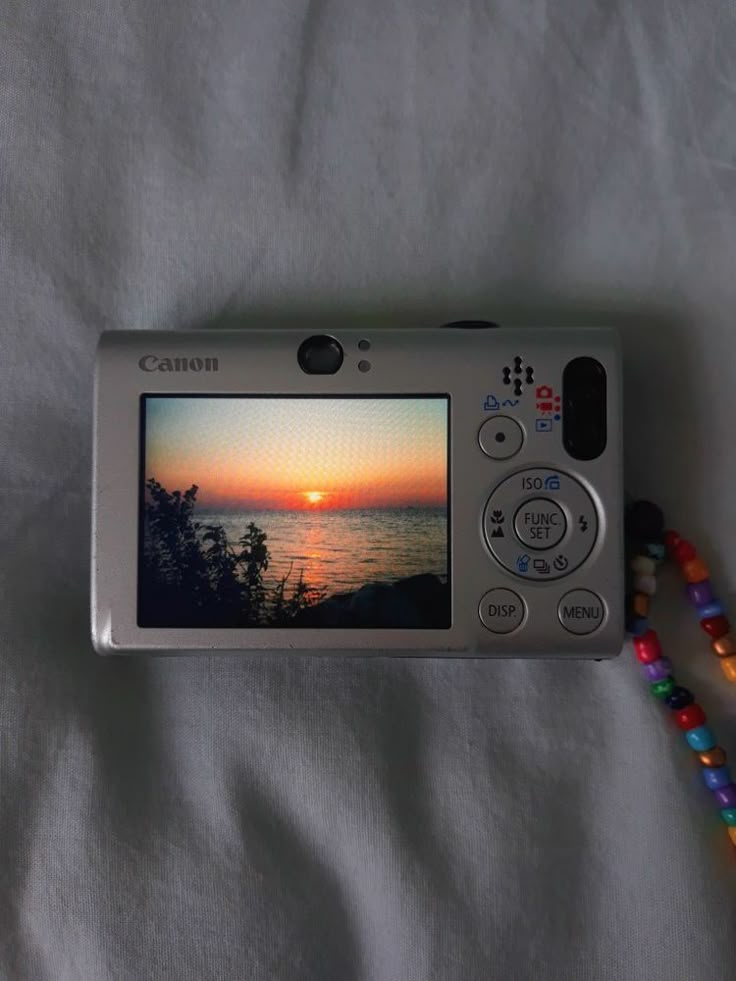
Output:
484,468,598,581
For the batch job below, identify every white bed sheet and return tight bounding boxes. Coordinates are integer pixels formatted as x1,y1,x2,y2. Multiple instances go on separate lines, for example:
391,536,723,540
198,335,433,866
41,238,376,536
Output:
3,2,736,978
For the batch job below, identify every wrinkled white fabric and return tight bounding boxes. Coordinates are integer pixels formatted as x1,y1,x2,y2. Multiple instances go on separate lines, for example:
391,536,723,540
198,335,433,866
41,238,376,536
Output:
2,2,736,978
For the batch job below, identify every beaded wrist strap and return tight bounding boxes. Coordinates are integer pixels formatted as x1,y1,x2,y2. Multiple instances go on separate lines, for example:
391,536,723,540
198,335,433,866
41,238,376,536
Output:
664,530,736,679
626,501,736,849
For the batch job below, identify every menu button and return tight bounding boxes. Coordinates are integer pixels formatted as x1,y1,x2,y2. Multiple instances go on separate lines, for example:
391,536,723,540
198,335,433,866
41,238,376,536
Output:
558,589,605,635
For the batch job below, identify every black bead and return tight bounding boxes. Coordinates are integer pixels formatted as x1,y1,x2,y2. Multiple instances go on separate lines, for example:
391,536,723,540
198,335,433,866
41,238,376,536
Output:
665,686,694,710
626,500,665,542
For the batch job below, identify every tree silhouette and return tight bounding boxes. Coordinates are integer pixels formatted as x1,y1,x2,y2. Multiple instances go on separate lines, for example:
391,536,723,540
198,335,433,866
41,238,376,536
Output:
140,479,324,627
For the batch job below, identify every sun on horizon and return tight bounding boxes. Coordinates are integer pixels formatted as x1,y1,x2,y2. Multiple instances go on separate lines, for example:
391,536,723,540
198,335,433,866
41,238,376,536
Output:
303,490,325,506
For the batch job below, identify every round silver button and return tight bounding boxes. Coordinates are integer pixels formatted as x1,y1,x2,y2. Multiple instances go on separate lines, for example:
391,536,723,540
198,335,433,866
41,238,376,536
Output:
514,497,567,550
479,588,526,633
478,416,524,460
558,589,606,635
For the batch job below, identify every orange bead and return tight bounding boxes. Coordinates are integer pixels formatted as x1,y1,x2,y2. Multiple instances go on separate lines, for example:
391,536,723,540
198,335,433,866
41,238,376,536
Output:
681,558,710,583
699,746,727,767
728,826,736,848
712,633,736,657
720,656,736,683
633,593,650,617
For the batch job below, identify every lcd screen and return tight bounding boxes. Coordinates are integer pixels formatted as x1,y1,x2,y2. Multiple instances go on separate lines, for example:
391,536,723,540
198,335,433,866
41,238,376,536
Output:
139,396,450,629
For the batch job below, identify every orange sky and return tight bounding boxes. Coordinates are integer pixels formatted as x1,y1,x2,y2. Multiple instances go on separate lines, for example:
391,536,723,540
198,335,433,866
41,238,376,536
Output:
145,397,448,510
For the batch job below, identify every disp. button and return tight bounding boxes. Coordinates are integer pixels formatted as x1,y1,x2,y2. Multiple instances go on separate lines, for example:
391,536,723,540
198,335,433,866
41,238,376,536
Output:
479,589,526,634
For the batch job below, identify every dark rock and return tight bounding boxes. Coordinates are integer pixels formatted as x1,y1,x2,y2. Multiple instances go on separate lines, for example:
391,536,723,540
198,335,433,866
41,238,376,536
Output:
291,573,450,629
348,582,418,627
393,574,449,628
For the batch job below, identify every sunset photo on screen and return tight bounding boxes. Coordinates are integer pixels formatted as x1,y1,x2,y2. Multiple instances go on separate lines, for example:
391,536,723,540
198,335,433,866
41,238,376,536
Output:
139,397,450,629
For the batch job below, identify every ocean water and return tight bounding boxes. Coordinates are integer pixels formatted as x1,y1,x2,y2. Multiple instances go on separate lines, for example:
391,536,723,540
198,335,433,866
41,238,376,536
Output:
196,507,448,596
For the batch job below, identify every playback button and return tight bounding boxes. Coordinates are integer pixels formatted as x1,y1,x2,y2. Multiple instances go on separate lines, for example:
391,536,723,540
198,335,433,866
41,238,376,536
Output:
479,588,526,634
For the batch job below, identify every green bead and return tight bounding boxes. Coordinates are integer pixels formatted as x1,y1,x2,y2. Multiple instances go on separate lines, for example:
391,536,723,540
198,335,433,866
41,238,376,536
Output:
650,677,675,699
721,808,736,826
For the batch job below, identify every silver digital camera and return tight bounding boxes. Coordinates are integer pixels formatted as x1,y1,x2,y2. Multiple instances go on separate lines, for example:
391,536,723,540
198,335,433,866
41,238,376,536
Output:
92,324,623,657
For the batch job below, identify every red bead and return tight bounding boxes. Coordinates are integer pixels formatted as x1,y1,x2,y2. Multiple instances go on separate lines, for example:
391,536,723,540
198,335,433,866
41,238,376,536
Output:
674,704,707,730
701,615,730,639
633,630,662,664
672,540,697,563
664,530,682,552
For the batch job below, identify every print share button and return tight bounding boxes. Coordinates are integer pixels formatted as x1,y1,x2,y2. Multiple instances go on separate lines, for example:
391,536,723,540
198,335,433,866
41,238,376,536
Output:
479,588,526,634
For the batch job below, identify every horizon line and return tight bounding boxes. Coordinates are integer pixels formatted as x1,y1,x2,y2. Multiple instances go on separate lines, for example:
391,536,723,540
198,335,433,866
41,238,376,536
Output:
194,502,447,513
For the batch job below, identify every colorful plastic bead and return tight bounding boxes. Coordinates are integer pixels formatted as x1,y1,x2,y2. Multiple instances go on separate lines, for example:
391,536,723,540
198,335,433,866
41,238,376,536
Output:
701,615,730,639
713,784,736,809
631,556,656,576
642,658,672,682
634,630,662,664
702,766,731,790
697,600,724,620
633,593,650,617
634,574,657,596
712,633,736,657
665,686,693,710
629,509,735,848
686,725,716,751
681,558,710,583
627,616,649,636
673,540,697,563
698,747,727,768
686,581,713,607
650,677,675,699
673,704,706,730
664,530,681,551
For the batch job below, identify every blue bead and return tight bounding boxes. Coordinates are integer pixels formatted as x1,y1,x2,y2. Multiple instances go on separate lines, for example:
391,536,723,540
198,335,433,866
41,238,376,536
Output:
703,766,731,790
627,616,649,637
698,600,724,620
665,686,694,710
686,725,717,751
646,543,666,561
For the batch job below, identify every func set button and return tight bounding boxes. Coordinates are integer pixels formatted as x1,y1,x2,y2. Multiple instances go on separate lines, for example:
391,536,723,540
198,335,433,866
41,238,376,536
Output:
513,497,566,550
